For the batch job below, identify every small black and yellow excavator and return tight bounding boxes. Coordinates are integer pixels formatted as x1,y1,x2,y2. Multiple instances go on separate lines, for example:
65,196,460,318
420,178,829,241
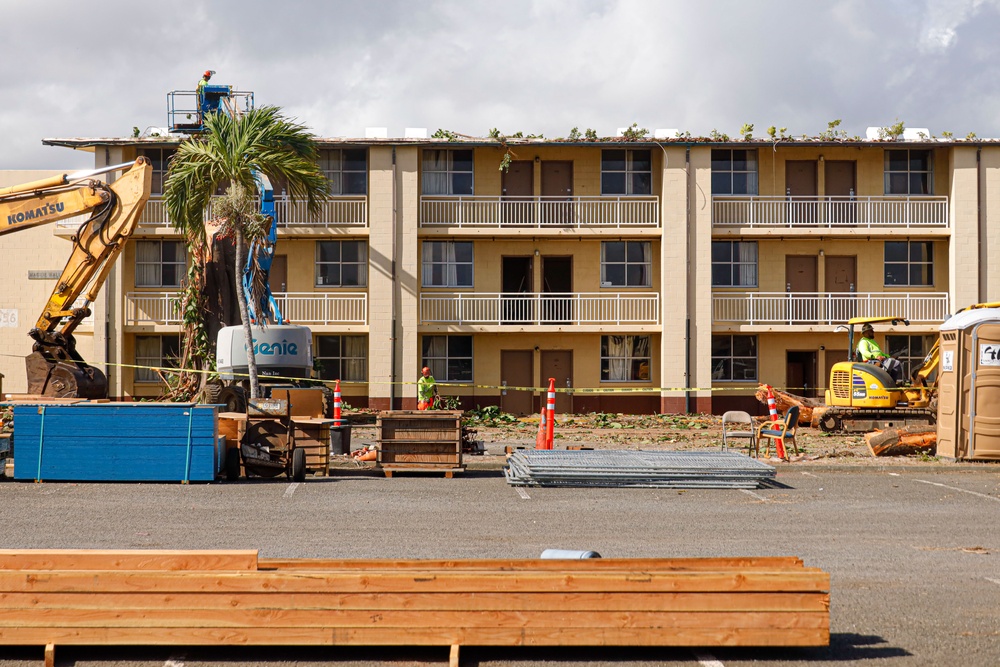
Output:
820,305,1000,432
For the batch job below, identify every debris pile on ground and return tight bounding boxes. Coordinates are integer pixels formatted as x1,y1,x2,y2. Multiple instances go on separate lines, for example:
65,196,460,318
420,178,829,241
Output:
504,449,776,489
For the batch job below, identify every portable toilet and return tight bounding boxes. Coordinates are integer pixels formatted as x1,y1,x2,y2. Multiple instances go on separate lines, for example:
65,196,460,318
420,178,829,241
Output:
936,308,1000,461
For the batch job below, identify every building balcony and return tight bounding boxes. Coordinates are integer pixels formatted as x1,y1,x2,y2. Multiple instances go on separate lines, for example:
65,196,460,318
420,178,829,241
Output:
60,195,368,231
420,196,660,230
713,291,950,326
125,291,368,327
420,292,660,325
712,196,949,231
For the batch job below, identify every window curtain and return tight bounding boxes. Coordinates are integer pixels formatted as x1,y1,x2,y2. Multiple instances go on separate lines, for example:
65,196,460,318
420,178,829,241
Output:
737,242,757,286
422,150,449,194
136,242,161,287
745,152,759,195
606,335,629,381
343,336,367,381
637,242,650,286
134,336,159,382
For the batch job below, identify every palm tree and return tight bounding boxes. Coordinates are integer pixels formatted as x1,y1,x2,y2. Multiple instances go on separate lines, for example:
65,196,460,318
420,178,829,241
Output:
165,106,328,400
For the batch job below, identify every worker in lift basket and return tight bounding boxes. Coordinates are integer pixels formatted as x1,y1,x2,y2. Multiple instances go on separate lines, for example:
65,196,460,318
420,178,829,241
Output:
857,323,904,385
417,366,439,410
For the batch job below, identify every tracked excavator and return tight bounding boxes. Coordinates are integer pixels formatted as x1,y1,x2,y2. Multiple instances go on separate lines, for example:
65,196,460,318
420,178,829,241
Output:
0,159,152,398
819,304,1000,432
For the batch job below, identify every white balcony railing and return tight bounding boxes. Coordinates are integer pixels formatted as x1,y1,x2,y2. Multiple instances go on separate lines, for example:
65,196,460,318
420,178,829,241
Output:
125,291,367,326
712,196,949,228
420,292,660,325
713,291,950,325
94,195,368,229
420,196,660,228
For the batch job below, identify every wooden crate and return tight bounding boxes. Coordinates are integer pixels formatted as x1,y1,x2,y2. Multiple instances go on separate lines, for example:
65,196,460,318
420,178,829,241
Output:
377,410,464,477
218,412,332,478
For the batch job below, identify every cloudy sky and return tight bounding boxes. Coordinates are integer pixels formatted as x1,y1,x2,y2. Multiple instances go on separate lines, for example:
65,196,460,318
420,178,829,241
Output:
3,0,999,169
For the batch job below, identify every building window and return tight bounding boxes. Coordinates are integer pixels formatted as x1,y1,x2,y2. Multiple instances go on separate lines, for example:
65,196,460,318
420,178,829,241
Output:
316,240,367,287
711,149,758,195
422,241,473,287
422,149,473,195
138,147,174,194
601,149,652,195
601,335,651,382
134,335,180,383
884,149,932,195
315,335,367,382
135,240,186,288
601,241,651,287
712,241,758,287
884,241,933,286
887,334,936,382
712,335,757,382
319,148,367,195
422,335,473,382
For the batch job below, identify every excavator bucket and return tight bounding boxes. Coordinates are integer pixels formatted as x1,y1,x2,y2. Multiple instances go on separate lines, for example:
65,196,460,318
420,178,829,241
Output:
25,352,107,399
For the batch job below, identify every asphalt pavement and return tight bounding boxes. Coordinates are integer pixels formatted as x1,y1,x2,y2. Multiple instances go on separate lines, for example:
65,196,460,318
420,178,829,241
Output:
0,462,997,666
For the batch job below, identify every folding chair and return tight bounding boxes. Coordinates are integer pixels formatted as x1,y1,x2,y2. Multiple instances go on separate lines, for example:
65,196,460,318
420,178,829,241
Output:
721,410,757,457
755,405,800,458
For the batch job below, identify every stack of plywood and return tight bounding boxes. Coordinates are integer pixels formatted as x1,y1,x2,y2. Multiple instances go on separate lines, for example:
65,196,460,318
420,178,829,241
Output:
0,549,829,667
11,403,222,482
377,410,464,477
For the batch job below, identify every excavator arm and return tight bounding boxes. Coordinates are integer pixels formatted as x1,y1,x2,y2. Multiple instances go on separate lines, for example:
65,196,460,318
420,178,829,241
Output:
0,158,152,398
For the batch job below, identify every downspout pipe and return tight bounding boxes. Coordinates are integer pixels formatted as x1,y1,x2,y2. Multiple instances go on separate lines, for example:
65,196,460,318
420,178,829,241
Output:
391,147,398,410
977,145,984,303
684,145,692,414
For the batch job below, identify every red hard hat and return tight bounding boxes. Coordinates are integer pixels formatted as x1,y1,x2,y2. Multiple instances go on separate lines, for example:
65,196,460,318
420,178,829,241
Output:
203,70,212,77
422,367,430,374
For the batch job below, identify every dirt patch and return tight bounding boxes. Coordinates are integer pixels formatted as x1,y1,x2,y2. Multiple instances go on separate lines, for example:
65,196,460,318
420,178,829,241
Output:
342,411,947,467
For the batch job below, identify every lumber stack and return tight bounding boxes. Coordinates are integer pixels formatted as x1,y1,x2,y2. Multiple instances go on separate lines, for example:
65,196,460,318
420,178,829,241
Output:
11,403,222,482
0,549,829,663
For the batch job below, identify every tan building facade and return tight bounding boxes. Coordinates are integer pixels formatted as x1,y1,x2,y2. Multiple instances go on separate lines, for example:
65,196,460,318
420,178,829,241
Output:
2,131,999,415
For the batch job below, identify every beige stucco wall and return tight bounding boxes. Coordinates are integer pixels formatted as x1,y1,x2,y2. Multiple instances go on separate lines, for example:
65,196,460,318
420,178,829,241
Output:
660,146,689,402
689,147,714,402
980,147,1000,303
949,147,979,311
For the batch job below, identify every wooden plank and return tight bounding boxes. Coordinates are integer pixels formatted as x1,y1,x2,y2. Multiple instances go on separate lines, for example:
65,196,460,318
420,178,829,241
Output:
0,625,830,647
0,591,830,613
256,556,808,571
0,608,831,631
0,550,258,571
0,570,830,594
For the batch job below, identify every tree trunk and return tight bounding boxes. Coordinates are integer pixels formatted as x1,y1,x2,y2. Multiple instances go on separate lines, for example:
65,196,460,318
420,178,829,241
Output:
234,229,261,399
865,427,937,457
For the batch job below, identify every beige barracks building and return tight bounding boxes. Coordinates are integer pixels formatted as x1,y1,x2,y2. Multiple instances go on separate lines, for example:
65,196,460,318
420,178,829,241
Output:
2,127,999,414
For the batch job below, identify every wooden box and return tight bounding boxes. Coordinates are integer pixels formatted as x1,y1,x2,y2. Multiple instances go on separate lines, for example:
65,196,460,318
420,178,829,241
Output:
377,410,464,477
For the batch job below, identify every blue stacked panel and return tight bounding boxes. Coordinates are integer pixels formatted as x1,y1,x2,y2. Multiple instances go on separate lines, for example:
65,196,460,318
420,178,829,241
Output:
12,404,221,482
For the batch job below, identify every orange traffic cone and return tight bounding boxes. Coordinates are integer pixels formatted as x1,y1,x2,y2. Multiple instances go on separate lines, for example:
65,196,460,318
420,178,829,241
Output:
545,377,556,449
535,399,548,449
765,384,786,460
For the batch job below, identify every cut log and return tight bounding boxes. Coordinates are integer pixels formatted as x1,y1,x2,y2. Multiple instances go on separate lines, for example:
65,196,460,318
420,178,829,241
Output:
865,427,938,457
755,386,824,425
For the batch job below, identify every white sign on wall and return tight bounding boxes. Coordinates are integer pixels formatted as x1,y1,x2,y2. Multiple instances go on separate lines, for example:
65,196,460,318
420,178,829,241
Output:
0,309,18,328
980,343,1000,367
942,350,954,372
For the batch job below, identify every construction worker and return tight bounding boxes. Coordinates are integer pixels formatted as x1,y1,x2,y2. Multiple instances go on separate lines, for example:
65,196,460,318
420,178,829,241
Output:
417,366,438,410
197,70,213,94
857,323,904,384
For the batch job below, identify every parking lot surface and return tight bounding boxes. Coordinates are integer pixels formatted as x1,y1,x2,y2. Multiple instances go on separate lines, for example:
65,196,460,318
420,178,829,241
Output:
0,465,997,666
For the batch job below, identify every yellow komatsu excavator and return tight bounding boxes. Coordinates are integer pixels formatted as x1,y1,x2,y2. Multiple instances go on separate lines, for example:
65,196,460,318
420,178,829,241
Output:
820,316,936,433
0,158,152,398
820,305,1000,432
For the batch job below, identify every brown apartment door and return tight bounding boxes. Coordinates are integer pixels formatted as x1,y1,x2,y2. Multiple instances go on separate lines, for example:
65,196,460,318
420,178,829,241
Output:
786,160,818,223
502,160,533,224
271,255,288,292
825,161,857,224
500,350,534,415
541,161,573,225
786,255,818,323
787,351,819,398
825,255,857,322
541,349,573,414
